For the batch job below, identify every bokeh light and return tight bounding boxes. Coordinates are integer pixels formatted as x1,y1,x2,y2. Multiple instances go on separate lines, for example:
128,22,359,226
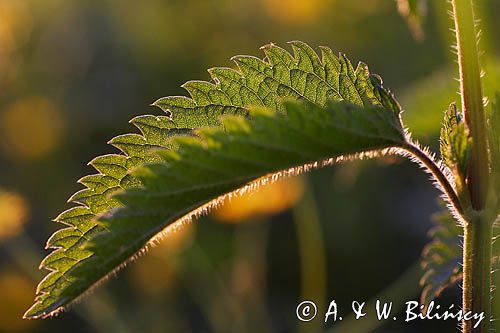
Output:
0,1,497,331
0,96,65,161
0,1,32,50
129,222,195,296
262,0,329,24
0,270,36,331
213,177,304,223
0,0,33,88
0,189,29,240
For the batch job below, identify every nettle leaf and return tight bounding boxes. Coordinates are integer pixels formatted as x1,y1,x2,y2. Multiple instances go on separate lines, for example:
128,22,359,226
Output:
72,100,407,316
440,102,471,205
420,205,463,307
26,41,411,319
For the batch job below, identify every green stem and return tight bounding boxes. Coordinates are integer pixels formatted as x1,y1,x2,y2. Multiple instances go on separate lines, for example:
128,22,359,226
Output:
451,0,489,210
451,1,493,332
403,142,463,216
462,215,493,332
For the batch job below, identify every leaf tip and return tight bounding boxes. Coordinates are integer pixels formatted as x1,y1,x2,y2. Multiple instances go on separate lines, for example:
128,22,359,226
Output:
259,42,277,51
24,296,69,320
229,55,243,62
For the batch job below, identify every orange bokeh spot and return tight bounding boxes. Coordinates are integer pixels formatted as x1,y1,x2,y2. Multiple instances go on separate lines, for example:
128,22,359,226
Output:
0,189,29,240
213,177,304,223
262,0,329,24
129,222,195,296
0,1,32,51
0,271,36,331
1,96,65,161
0,1,33,86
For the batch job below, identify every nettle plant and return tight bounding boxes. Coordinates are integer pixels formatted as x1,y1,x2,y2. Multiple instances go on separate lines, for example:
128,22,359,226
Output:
26,0,498,332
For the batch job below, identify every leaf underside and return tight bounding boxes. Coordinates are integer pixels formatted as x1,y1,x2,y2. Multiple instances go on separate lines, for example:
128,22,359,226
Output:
26,41,407,319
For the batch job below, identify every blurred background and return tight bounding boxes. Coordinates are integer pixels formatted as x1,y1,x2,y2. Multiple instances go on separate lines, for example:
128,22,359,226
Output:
0,0,499,332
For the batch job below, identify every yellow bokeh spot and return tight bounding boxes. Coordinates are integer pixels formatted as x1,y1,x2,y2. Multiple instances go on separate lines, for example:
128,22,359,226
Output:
262,0,330,24
129,222,195,296
0,1,33,85
1,97,65,161
0,271,36,331
156,221,196,253
0,189,29,240
213,177,304,223
129,253,178,297
0,1,32,52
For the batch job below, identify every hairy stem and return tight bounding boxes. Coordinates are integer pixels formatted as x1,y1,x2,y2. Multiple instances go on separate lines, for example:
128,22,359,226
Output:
463,215,493,332
452,0,489,209
451,0,493,332
403,142,463,217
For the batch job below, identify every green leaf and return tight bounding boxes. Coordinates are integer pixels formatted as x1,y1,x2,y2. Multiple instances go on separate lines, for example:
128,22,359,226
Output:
440,102,471,206
420,204,463,307
26,41,405,319
76,100,406,316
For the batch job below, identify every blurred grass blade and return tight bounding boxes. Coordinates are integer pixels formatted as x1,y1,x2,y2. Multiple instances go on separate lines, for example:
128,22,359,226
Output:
397,0,427,41
328,261,422,333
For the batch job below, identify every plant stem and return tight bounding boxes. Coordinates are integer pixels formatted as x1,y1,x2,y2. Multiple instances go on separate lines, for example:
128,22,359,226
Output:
463,215,493,332
403,142,463,216
451,0,493,332
451,0,489,210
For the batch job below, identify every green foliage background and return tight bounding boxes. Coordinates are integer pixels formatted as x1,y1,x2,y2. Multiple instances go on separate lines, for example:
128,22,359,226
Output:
0,0,498,332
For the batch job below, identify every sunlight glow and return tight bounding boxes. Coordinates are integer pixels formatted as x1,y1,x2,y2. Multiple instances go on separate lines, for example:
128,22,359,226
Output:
0,97,65,161
0,189,29,240
213,177,305,223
